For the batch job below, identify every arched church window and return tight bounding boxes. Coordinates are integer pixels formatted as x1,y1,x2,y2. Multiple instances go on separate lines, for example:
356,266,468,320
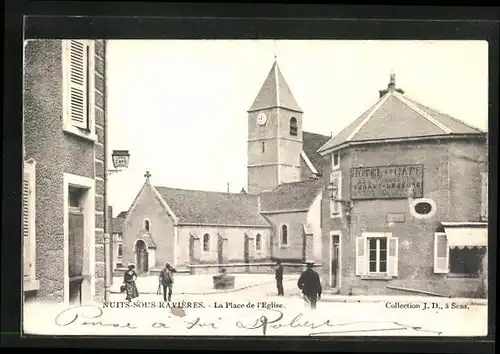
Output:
203,233,211,252
280,225,288,246
144,218,151,232
289,117,298,136
255,233,262,252
262,141,265,153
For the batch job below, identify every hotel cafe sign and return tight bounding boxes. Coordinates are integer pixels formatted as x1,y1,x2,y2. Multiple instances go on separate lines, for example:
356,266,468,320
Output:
350,164,423,200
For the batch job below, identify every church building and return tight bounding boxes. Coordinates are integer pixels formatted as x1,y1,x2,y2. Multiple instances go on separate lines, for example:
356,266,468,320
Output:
119,61,329,273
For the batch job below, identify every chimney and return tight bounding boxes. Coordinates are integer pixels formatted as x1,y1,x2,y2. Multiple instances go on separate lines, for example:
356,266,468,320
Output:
227,182,230,193
379,71,405,98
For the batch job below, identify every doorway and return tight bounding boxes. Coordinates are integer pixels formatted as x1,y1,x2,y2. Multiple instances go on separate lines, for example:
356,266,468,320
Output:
331,234,340,289
68,187,85,305
135,240,148,273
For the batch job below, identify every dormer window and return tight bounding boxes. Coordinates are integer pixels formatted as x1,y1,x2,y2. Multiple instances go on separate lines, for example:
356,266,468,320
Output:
289,117,298,136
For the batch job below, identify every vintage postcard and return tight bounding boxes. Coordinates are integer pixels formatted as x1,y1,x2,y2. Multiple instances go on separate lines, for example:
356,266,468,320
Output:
22,39,488,336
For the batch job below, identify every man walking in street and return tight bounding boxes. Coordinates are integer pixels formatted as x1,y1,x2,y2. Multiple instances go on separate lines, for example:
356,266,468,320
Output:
275,260,284,296
159,262,177,302
297,261,322,309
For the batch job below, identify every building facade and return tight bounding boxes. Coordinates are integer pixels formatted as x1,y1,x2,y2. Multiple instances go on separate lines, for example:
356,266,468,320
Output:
23,39,108,304
118,61,328,273
318,75,488,297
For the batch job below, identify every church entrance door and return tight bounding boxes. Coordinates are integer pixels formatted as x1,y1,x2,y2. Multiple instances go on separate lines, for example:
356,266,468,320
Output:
135,240,149,273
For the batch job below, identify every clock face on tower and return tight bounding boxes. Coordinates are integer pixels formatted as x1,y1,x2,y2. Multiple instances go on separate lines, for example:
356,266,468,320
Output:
256,113,267,126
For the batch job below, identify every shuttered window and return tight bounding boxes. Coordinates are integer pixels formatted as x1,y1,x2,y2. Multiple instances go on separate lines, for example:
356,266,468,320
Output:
330,170,342,217
68,40,89,129
356,234,398,277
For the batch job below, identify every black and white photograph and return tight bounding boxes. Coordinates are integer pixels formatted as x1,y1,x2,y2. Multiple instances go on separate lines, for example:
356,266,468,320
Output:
22,39,488,336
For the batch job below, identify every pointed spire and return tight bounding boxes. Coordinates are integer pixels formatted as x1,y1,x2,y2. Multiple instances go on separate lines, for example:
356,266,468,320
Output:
248,60,303,113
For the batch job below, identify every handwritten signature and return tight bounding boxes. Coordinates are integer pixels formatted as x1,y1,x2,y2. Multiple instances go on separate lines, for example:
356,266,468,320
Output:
236,310,442,336
54,306,442,336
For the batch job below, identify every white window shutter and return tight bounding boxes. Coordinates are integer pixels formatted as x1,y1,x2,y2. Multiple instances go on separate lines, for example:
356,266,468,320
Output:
434,232,449,274
388,237,399,277
330,171,342,215
356,236,366,275
23,172,31,277
68,40,89,129
481,172,488,220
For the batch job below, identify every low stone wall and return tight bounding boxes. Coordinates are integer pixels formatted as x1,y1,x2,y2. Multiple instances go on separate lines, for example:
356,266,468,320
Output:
188,262,322,275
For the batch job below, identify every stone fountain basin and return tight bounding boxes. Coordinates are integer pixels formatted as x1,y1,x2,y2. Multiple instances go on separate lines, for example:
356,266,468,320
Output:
213,274,235,290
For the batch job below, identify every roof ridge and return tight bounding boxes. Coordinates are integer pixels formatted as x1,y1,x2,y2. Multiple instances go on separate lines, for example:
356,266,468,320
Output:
394,92,453,134
395,93,454,134
404,96,486,134
278,178,322,186
346,92,392,141
155,185,255,197
303,131,330,139
317,97,386,153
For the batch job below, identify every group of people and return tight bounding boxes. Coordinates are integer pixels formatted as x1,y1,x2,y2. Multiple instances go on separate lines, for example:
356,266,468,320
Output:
276,260,323,309
121,262,177,302
123,260,323,309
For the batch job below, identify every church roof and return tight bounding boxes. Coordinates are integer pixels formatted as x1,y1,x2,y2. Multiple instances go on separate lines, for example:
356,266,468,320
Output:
318,75,485,154
155,186,269,227
259,178,323,213
302,131,331,175
248,61,303,113
112,212,127,234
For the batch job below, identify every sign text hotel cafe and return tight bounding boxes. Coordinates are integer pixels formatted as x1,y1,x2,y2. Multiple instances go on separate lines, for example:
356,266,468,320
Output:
350,164,424,200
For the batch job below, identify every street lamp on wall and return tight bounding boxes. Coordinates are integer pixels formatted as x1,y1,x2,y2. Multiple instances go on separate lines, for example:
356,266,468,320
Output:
327,181,354,222
109,150,131,174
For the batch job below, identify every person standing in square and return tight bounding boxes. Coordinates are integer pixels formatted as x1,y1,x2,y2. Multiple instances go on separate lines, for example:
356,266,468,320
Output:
275,260,284,296
297,261,322,309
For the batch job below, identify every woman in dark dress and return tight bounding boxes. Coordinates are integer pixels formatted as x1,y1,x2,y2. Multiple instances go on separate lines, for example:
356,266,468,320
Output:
123,263,139,301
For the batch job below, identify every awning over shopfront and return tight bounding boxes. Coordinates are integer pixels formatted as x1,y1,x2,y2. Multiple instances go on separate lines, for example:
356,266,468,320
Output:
442,222,488,249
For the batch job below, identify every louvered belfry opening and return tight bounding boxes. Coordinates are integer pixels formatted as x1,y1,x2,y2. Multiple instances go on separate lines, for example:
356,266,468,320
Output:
69,40,90,130
290,117,298,136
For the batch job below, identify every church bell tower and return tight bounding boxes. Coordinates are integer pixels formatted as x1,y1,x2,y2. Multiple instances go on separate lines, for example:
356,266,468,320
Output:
247,60,304,194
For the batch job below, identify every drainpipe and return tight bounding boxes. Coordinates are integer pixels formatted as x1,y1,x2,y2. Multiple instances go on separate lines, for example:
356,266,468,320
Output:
103,39,111,302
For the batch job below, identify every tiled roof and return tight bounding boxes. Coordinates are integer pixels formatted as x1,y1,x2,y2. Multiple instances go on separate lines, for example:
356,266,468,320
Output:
112,213,127,234
248,60,303,113
155,186,269,227
302,131,331,175
259,179,323,213
318,86,485,154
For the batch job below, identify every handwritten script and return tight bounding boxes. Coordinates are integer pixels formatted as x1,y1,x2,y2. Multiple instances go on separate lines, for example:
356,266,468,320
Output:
53,305,442,336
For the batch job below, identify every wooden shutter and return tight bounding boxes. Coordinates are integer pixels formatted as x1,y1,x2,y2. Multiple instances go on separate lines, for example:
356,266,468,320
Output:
23,172,31,277
68,40,88,129
387,237,399,277
434,232,449,274
355,236,366,275
481,172,488,220
330,171,341,215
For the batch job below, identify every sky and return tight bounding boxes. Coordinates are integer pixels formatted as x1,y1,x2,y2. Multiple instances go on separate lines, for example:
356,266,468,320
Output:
106,40,488,215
